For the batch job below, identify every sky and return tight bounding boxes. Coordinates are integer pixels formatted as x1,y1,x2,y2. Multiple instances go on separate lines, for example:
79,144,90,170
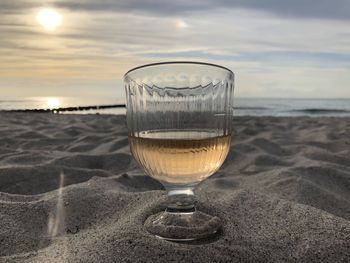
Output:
1,0,350,102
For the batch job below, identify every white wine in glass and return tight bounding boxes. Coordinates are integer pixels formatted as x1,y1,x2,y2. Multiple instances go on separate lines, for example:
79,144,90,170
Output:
124,62,234,241
129,131,230,185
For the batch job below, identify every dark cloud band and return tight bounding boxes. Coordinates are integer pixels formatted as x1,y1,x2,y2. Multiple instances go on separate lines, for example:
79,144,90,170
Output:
0,0,349,20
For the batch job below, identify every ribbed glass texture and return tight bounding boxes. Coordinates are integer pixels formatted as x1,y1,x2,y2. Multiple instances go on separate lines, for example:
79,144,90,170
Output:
124,62,234,186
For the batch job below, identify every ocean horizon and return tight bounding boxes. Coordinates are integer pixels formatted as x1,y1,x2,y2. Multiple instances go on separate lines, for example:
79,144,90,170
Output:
1,97,350,117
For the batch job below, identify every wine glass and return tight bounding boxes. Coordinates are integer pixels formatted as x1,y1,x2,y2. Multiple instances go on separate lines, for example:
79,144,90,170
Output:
124,61,234,241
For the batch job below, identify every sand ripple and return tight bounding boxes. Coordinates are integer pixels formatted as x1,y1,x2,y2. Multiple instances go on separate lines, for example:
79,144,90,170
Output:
0,113,349,262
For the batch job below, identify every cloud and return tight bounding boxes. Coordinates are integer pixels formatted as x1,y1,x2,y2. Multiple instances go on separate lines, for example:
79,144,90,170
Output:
54,0,350,20
0,1,349,98
221,0,350,20
144,50,350,68
1,0,349,20
0,0,36,15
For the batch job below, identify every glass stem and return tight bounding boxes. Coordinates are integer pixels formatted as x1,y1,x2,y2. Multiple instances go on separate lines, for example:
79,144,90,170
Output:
165,186,196,213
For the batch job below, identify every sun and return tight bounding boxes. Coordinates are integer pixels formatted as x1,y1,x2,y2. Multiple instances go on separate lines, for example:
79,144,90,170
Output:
36,8,62,31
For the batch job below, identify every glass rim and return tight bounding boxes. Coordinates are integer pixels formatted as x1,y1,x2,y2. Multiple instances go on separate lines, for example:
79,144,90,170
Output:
124,61,234,78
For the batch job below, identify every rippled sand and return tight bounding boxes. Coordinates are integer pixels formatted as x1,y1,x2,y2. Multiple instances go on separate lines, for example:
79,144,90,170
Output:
0,113,349,262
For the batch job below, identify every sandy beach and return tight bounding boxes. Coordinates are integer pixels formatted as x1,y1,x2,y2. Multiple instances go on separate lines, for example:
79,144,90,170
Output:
0,112,349,262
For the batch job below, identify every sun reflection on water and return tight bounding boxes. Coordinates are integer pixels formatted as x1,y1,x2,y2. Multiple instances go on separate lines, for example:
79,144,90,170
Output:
46,97,61,109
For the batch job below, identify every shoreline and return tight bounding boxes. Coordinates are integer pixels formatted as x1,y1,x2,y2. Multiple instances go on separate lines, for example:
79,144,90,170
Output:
1,104,126,113
2,106,350,118
1,111,350,119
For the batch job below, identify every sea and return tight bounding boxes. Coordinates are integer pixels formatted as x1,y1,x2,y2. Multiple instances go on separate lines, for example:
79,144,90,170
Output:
0,97,349,117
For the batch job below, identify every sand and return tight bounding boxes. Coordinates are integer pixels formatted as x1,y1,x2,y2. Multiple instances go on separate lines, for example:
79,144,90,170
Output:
0,112,349,262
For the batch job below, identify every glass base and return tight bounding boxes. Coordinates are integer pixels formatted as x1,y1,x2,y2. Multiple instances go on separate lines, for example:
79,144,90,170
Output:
144,209,222,242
